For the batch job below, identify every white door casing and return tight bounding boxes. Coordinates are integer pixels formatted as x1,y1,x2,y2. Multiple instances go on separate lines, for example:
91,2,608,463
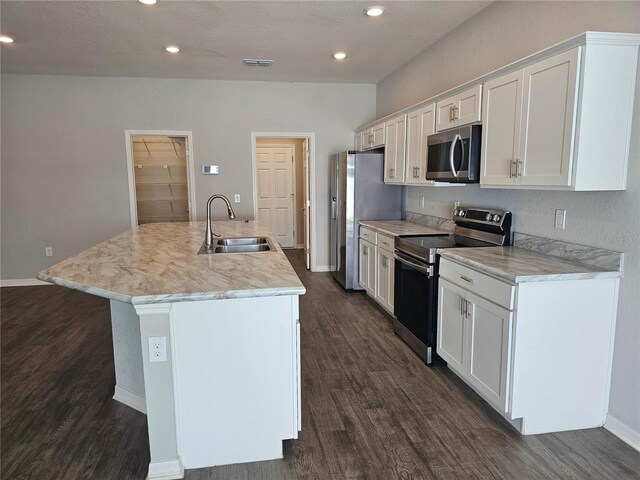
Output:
125,130,197,229
256,146,295,248
303,139,311,270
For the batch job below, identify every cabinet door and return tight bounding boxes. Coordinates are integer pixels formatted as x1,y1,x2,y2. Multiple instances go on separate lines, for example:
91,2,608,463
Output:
437,279,467,373
375,248,394,313
384,115,406,184
359,239,376,296
372,122,385,148
481,70,523,186
455,85,483,127
406,104,435,185
467,293,513,412
435,97,456,132
519,47,580,187
435,85,482,132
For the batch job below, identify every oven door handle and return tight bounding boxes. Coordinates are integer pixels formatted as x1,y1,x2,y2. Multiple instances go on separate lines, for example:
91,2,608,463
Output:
394,252,434,277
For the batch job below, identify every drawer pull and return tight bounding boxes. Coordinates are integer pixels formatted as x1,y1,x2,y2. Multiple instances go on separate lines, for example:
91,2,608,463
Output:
460,275,473,283
382,241,389,246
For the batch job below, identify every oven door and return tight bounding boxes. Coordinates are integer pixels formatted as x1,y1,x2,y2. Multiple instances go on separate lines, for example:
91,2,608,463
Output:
393,251,439,364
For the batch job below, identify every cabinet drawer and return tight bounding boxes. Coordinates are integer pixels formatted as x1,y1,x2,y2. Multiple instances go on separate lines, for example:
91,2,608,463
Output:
439,258,514,310
359,226,377,243
377,233,394,252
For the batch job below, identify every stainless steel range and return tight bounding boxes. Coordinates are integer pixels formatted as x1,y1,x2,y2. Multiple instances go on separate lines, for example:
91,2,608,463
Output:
393,206,512,364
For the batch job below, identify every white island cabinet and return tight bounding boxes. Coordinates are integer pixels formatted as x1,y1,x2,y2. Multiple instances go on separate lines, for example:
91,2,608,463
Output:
38,221,305,480
437,249,621,435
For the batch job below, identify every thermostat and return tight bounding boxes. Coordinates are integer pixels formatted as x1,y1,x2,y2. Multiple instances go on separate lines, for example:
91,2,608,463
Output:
202,165,219,175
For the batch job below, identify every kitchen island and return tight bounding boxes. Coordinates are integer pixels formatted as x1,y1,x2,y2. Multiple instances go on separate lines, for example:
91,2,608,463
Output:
37,221,305,480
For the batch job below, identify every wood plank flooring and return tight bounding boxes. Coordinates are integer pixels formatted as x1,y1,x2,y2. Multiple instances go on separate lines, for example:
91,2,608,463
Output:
2,249,639,479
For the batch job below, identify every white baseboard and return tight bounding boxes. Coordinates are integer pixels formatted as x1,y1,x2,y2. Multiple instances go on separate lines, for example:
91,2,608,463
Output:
312,265,332,272
146,458,184,480
113,386,147,414
605,414,640,452
1,278,51,287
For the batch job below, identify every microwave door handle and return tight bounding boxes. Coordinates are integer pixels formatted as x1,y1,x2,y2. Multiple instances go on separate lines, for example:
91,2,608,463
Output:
449,133,461,178
456,135,466,175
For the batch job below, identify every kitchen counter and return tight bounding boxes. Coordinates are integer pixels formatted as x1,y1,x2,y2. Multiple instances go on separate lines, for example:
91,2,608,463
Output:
358,219,449,237
37,220,304,479
439,246,623,283
37,221,305,304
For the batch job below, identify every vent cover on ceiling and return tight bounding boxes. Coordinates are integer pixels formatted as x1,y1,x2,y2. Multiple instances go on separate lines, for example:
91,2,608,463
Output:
243,59,273,67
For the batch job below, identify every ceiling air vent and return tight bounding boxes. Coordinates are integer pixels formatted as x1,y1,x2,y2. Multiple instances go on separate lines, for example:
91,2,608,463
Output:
243,59,273,67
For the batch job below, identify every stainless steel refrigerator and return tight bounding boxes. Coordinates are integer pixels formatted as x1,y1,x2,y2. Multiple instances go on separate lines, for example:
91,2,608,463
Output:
330,151,403,290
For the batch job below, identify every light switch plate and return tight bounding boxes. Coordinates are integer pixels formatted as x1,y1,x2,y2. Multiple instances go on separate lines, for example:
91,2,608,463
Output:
202,165,219,175
554,209,566,229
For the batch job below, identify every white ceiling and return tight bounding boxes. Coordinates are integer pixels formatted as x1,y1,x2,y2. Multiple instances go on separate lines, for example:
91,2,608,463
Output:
0,1,492,84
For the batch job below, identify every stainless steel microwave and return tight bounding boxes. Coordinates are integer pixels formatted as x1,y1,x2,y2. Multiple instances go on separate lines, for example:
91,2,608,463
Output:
426,125,481,183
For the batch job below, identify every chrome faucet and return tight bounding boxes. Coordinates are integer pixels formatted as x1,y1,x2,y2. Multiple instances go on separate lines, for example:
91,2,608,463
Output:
204,194,236,248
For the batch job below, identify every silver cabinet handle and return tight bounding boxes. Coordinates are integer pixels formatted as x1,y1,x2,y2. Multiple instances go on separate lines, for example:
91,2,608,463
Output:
382,241,390,247
390,168,395,178
460,275,473,283
516,159,522,178
363,246,368,256
466,300,472,318
382,256,388,268
449,106,454,122
509,160,514,178
331,197,337,219
460,297,464,315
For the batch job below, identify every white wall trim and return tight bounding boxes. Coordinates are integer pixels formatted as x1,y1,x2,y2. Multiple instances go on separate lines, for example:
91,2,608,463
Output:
313,265,332,272
113,386,147,414
251,132,317,271
605,414,640,452
124,130,197,229
1,278,51,287
146,458,185,480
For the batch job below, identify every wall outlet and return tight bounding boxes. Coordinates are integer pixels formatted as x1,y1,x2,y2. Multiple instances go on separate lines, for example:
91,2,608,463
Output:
148,336,167,363
234,194,240,203
45,247,53,257
419,196,425,208
554,209,567,230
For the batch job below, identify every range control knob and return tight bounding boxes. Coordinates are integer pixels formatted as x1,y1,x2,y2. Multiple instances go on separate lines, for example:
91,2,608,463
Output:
485,213,492,221
459,210,465,217
493,214,502,222
453,209,459,216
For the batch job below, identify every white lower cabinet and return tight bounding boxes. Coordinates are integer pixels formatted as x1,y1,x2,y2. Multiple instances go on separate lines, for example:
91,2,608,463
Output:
359,227,395,314
437,257,620,435
375,247,394,314
358,238,376,296
438,279,512,412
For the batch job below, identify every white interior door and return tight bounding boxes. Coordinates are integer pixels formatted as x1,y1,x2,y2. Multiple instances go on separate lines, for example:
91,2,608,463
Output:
256,146,295,248
302,139,310,269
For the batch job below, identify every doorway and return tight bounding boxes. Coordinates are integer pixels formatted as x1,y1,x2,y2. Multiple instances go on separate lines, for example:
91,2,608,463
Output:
252,133,315,271
125,131,197,228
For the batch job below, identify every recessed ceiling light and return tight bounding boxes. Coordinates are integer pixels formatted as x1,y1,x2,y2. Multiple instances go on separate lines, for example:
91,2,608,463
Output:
164,45,180,53
138,0,157,5
0,36,14,43
364,6,385,17
332,52,347,60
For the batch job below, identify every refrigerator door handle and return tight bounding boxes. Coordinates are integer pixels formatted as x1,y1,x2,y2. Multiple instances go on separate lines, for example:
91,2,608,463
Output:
331,197,337,220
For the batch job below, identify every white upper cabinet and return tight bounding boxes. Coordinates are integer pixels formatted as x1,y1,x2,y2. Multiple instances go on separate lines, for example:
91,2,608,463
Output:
482,35,639,191
435,85,482,132
384,114,407,184
405,103,436,185
356,122,386,151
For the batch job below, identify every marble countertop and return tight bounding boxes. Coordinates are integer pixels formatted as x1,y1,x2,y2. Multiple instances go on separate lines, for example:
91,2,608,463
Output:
358,220,449,237
439,246,623,283
37,221,306,304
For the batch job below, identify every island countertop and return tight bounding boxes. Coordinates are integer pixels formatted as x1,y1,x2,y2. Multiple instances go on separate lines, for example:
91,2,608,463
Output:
37,221,306,304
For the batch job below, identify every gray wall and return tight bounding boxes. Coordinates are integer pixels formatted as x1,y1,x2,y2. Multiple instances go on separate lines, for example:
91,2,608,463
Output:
377,2,640,436
1,75,376,278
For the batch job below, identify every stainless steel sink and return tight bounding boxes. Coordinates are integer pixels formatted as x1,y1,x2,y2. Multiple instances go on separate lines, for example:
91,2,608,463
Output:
198,237,274,254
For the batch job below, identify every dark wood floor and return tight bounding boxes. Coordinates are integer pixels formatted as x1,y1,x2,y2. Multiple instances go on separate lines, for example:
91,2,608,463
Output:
2,249,639,479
